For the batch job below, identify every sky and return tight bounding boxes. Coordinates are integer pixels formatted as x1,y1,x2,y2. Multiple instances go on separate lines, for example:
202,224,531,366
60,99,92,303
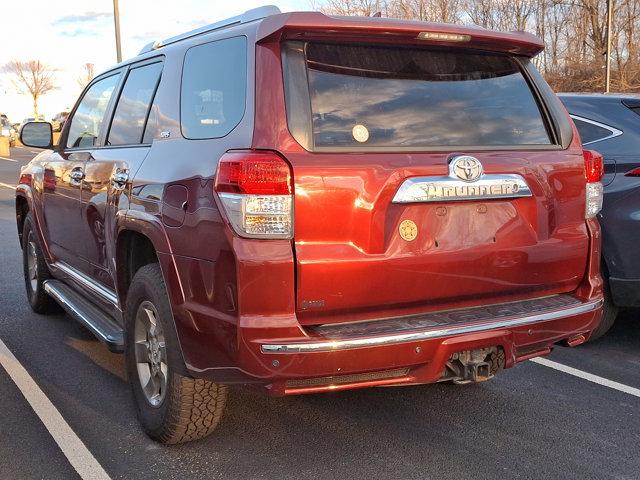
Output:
0,0,311,122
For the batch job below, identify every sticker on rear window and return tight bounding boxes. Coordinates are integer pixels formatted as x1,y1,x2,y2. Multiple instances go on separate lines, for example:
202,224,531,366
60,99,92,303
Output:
352,124,369,143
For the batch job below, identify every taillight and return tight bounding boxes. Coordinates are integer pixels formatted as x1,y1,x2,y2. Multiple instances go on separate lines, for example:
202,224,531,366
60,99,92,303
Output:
18,173,32,186
583,149,604,183
583,149,604,219
214,150,293,239
625,167,640,177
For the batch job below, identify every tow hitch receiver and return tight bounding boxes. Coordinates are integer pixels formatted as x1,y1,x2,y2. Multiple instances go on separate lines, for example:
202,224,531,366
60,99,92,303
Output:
439,347,504,384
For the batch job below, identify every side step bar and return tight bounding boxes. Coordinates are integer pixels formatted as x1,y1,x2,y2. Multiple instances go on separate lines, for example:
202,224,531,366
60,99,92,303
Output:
44,280,124,353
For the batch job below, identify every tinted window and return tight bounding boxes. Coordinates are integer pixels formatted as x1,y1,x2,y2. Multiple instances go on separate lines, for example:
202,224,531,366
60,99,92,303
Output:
180,36,247,139
108,62,162,146
302,43,551,148
67,74,120,148
572,118,613,144
142,97,160,144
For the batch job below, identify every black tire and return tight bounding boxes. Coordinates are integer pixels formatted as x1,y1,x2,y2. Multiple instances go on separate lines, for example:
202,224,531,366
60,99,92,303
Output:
588,279,618,341
125,263,228,444
487,348,505,376
21,213,60,314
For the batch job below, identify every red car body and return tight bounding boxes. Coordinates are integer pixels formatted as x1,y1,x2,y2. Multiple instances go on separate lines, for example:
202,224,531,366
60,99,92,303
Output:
17,10,603,399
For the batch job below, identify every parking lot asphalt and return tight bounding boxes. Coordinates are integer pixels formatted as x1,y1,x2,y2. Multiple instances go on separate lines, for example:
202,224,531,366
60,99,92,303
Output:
0,147,639,480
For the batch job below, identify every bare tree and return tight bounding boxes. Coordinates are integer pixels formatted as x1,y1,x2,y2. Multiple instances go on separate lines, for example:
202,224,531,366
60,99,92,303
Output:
77,63,95,90
316,0,388,16
392,0,461,22
462,0,497,28
7,60,57,118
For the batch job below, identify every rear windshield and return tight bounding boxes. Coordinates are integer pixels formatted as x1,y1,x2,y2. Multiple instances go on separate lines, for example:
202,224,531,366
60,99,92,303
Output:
284,42,552,150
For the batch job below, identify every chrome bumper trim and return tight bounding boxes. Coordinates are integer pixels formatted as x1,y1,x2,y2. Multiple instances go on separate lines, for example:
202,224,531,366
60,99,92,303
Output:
261,298,603,354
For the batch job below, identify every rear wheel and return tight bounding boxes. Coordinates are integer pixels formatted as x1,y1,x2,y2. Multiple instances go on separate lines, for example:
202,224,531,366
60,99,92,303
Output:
21,213,59,314
125,263,228,444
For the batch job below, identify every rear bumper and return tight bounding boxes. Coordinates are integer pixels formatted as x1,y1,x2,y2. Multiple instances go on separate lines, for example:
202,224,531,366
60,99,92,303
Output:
262,296,600,354
227,294,603,396
170,219,604,395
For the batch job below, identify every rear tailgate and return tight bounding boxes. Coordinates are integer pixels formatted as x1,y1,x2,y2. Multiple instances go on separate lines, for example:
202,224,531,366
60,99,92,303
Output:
290,149,587,323
275,39,587,324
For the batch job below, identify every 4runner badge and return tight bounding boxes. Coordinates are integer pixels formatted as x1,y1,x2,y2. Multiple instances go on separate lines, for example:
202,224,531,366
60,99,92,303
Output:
391,155,533,204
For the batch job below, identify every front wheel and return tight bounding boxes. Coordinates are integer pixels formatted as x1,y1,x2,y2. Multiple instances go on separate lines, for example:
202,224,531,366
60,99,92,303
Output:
21,213,60,314
125,263,228,444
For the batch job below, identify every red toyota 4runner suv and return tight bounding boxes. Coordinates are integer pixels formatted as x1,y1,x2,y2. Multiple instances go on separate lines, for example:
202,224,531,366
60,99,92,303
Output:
17,6,604,444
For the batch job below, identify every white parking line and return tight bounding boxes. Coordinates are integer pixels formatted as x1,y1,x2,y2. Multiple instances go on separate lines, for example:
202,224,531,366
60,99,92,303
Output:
0,337,111,480
0,182,16,190
531,357,640,398
0,156,17,162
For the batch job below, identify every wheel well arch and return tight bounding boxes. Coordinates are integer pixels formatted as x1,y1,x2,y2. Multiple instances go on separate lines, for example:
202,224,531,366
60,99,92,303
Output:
116,230,159,305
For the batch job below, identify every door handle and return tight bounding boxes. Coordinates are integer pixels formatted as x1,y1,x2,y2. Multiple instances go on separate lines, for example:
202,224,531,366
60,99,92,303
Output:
69,168,85,182
111,170,129,190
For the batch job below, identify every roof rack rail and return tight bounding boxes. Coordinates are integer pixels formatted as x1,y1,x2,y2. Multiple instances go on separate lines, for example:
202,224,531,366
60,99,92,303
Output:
138,5,281,55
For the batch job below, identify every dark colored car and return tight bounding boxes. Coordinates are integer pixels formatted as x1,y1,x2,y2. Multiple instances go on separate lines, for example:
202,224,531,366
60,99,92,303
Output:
17,6,604,444
560,93,640,339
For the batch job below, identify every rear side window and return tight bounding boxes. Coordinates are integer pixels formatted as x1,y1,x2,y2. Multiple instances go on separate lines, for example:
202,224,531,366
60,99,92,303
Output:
67,74,120,148
180,36,247,139
284,42,552,150
108,61,163,146
572,117,616,145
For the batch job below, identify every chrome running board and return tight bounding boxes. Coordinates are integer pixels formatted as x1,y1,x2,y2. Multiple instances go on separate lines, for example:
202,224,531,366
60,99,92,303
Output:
51,261,119,307
44,280,124,352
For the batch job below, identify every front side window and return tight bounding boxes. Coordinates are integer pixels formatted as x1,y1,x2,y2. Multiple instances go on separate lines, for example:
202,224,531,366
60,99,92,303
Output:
108,62,163,146
285,42,552,149
180,36,247,139
67,74,120,148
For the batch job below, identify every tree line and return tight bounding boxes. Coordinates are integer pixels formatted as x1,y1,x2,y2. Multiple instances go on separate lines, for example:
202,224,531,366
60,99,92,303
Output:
316,0,640,93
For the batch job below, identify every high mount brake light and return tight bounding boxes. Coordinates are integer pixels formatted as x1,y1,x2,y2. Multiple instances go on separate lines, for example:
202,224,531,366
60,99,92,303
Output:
416,32,471,42
215,150,293,239
583,149,604,219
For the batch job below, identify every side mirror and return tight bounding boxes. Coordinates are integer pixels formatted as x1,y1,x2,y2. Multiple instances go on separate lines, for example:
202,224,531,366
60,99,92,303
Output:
20,122,53,149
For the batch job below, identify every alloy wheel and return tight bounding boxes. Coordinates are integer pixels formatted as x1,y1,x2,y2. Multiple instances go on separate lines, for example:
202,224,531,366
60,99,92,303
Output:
26,231,38,292
134,301,168,407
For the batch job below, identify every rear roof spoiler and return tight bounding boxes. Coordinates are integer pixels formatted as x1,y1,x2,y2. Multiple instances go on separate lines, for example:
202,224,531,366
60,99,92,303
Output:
257,12,544,57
